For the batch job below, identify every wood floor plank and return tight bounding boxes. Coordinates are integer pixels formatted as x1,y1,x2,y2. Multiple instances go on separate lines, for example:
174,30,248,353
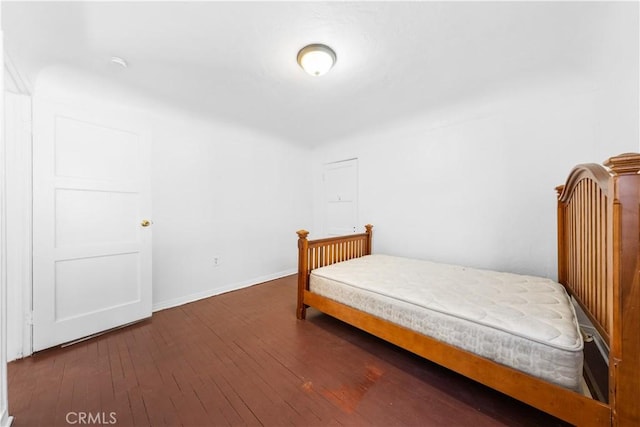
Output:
8,275,570,426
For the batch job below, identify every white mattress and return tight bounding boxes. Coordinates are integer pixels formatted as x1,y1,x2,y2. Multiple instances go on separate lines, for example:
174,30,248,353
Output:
309,254,584,391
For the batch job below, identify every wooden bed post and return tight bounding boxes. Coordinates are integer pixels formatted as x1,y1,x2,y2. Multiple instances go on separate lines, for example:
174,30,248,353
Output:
603,153,640,426
296,230,310,320
365,224,373,255
555,185,567,285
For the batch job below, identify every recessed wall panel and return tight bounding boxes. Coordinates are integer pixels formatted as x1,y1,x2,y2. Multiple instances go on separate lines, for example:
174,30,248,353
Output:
55,116,140,181
55,189,139,247
55,253,141,322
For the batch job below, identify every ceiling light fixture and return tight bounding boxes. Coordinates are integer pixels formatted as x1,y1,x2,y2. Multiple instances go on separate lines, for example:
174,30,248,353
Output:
297,44,336,77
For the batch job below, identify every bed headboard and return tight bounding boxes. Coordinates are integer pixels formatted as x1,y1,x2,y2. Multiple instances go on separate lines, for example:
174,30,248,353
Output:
556,152,640,423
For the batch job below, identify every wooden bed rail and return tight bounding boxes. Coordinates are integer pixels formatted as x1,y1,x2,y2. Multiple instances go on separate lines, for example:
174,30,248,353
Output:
296,225,373,319
556,153,640,426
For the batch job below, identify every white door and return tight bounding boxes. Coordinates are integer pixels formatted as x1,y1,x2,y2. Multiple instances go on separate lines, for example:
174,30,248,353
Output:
323,159,358,236
32,100,152,351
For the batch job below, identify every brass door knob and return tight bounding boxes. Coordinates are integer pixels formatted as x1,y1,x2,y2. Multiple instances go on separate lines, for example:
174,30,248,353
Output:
141,219,152,227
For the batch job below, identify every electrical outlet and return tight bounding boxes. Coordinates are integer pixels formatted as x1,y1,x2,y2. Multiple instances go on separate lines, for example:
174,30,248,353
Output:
213,256,221,267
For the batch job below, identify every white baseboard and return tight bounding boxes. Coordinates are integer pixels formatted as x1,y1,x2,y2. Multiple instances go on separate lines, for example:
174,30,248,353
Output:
152,269,296,312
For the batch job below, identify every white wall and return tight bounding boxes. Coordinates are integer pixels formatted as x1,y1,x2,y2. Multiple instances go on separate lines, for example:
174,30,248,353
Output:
150,110,311,309
312,7,639,280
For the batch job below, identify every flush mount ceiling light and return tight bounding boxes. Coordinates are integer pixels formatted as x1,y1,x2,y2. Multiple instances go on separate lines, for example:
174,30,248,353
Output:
297,44,336,77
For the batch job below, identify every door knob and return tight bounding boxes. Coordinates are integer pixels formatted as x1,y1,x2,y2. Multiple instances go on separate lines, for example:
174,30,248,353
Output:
141,219,152,227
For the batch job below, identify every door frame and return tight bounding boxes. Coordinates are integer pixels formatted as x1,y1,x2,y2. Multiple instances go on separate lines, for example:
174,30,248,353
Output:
4,92,33,360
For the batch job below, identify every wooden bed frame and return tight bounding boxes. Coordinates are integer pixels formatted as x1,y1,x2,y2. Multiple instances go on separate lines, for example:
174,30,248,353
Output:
296,153,640,426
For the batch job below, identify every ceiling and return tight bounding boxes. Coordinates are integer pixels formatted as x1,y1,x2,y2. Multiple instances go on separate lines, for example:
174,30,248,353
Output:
1,1,625,146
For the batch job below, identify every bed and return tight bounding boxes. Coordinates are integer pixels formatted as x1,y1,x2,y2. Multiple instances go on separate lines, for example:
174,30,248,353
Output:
295,153,640,426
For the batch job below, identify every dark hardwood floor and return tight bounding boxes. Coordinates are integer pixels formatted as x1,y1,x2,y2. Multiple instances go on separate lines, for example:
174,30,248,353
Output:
8,275,569,426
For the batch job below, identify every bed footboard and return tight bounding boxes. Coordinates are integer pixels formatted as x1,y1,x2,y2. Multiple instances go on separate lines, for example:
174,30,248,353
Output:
296,225,373,319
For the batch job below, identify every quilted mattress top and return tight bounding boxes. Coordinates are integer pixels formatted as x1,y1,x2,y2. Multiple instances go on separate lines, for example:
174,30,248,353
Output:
311,254,583,351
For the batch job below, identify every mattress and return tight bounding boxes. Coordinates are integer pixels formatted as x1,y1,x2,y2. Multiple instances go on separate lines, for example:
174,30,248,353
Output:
309,254,584,391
